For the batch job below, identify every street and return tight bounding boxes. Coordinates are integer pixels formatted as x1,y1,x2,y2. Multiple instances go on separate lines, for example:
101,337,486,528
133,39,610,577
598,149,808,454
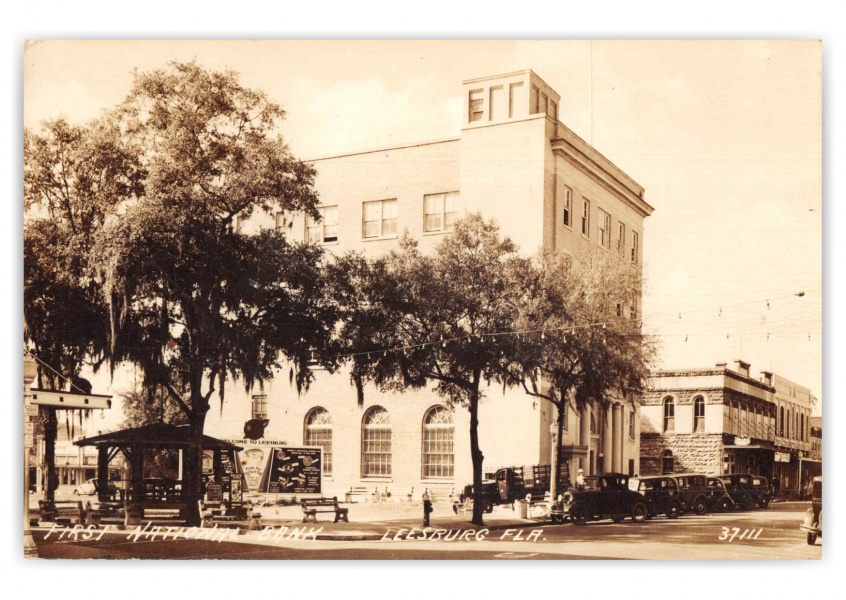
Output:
31,504,819,560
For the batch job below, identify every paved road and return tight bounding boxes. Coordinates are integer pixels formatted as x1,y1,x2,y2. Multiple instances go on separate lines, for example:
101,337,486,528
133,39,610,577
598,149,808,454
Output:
30,506,818,560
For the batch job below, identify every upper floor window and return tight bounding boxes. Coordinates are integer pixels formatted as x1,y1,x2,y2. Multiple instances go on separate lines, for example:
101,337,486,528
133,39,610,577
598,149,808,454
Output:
550,100,558,120
275,211,292,232
508,82,523,119
362,199,397,239
307,205,339,244
629,411,635,439
598,208,611,249
779,406,784,436
590,412,597,435
631,231,639,264
694,396,705,433
562,185,572,228
617,222,626,253
304,407,333,476
800,413,805,442
251,394,267,420
424,192,459,233
421,406,454,479
468,89,484,123
663,397,675,432
581,198,590,237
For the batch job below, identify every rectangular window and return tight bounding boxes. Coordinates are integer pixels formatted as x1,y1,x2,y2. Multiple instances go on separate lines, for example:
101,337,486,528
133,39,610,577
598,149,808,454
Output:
531,85,540,114
598,208,611,249
251,395,267,420
562,185,572,228
362,429,392,477
631,231,639,264
468,89,484,123
362,199,397,239
550,100,558,121
581,198,590,237
617,222,626,253
540,92,548,116
509,82,523,118
275,212,286,231
629,412,635,439
307,205,339,243
305,427,332,476
424,191,460,233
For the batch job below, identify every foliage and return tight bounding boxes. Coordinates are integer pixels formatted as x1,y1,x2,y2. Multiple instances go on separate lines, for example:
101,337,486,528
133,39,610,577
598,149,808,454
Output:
329,213,527,524
24,118,143,387
514,246,656,492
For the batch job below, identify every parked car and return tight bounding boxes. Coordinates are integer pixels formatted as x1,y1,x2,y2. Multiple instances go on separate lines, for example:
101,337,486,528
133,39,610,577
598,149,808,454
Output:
705,476,735,512
673,474,711,515
568,473,649,525
800,476,822,545
452,481,497,514
73,478,118,497
633,476,683,519
719,474,770,510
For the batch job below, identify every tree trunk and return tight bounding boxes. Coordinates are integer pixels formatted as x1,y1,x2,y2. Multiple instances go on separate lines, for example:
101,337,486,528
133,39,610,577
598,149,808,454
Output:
183,369,208,526
469,372,485,526
554,399,566,499
44,408,58,509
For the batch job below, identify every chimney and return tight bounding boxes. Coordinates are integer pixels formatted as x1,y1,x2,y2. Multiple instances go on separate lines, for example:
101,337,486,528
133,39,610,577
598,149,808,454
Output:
761,371,773,386
734,360,751,378
715,362,727,370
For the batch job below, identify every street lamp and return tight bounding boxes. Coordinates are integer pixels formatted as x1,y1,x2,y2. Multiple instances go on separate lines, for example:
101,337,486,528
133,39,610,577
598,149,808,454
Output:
24,354,39,558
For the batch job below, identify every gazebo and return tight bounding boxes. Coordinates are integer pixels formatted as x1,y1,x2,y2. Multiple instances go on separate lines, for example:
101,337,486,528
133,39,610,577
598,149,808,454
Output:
75,423,243,521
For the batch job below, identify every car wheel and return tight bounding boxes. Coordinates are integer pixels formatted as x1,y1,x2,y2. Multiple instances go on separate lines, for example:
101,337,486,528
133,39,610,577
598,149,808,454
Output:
718,497,732,513
758,497,769,509
484,500,494,514
693,498,708,515
452,504,459,515
631,501,648,523
666,499,682,519
570,501,589,526
807,532,817,545
612,513,624,523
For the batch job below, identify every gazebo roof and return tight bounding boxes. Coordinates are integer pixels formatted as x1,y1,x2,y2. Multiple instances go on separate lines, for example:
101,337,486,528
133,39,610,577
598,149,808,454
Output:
74,423,243,451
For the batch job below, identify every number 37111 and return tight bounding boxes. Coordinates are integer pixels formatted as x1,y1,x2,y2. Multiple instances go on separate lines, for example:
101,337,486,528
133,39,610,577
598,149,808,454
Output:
718,527,763,542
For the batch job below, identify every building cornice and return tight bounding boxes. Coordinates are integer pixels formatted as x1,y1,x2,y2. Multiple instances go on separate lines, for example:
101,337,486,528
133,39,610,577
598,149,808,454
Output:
551,126,653,219
305,137,461,163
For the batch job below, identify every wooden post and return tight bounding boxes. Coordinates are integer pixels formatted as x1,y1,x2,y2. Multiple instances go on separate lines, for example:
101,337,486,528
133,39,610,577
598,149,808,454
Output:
97,446,110,502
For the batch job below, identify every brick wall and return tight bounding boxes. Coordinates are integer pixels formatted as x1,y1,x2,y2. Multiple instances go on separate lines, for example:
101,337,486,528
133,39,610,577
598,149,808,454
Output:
640,432,722,476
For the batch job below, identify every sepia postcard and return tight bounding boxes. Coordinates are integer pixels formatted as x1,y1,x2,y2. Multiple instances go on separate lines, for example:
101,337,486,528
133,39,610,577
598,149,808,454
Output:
22,39,822,562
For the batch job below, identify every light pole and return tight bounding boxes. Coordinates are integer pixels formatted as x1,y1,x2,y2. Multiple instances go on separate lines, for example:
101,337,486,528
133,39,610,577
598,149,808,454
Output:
24,354,39,558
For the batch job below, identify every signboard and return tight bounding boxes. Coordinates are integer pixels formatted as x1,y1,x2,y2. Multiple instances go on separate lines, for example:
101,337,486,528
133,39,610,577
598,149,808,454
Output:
259,447,322,494
227,439,287,493
24,422,34,435
775,452,791,463
24,433,34,448
24,405,38,418
231,477,242,503
733,436,751,446
206,483,223,502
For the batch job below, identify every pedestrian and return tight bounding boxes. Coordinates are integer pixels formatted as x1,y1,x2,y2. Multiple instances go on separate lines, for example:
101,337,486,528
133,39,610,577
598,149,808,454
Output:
576,468,585,490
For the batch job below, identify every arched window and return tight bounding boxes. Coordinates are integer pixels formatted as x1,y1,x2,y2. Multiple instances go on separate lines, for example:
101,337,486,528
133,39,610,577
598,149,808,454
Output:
662,450,674,474
304,407,332,476
693,396,705,433
361,406,391,477
421,406,454,479
663,397,675,432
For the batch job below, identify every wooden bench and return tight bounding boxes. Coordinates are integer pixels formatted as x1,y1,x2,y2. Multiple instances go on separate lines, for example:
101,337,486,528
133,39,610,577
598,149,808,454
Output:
301,497,349,523
199,500,262,529
39,500,84,524
84,500,125,526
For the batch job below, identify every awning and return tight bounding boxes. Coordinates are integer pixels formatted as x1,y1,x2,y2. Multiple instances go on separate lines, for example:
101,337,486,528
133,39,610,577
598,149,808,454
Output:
723,445,774,450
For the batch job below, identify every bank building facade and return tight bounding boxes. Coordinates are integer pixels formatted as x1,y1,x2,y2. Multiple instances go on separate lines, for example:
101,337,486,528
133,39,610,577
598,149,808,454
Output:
203,69,654,500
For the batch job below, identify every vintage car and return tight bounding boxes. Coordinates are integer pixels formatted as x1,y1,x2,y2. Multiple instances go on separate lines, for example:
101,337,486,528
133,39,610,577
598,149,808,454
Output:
73,478,118,497
673,473,712,515
719,474,770,510
452,481,497,514
705,476,735,512
632,476,683,519
568,473,649,525
800,476,822,545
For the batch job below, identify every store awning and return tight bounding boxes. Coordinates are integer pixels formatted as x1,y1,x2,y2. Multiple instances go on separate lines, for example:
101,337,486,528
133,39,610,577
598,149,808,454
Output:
724,445,774,450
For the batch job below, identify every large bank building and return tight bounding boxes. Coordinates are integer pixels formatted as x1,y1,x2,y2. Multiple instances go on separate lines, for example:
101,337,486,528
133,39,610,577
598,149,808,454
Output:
203,69,654,500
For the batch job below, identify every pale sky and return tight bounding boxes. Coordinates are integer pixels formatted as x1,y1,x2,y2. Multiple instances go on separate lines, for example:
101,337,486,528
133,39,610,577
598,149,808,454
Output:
23,40,822,406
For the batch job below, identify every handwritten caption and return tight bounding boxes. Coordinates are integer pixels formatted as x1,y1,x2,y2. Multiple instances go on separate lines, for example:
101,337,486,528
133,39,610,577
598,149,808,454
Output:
718,527,763,542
